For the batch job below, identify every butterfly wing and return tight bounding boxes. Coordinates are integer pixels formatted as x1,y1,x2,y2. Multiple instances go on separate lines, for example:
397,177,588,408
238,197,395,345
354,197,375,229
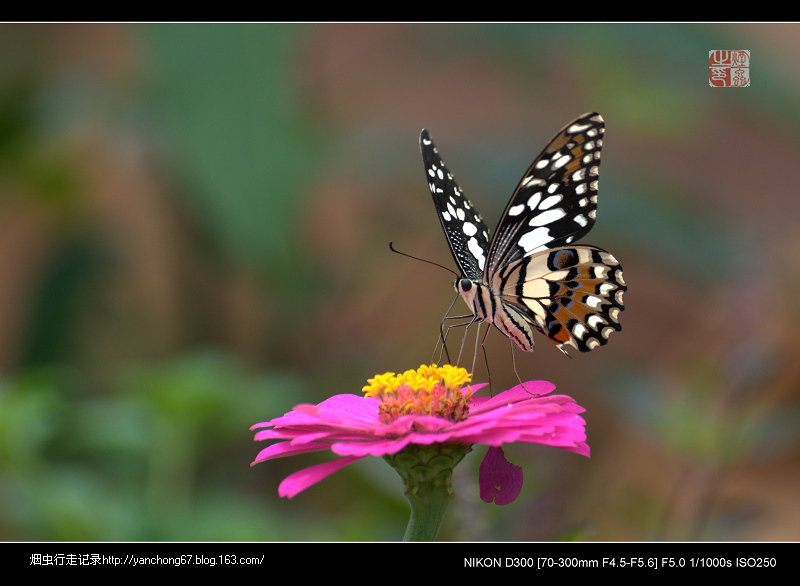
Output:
486,112,605,277
493,245,626,352
420,129,491,281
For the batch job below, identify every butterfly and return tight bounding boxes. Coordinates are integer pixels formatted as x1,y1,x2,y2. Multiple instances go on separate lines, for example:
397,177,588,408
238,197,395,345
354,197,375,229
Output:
420,112,625,357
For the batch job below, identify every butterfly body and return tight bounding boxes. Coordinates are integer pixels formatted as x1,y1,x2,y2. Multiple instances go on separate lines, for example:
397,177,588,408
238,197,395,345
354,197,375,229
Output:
421,113,625,355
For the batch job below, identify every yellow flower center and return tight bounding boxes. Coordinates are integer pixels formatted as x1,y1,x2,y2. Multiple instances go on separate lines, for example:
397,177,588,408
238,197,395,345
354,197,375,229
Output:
362,364,473,424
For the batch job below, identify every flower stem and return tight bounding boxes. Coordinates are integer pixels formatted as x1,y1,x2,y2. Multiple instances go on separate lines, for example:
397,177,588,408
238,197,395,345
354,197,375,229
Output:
383,443,472,541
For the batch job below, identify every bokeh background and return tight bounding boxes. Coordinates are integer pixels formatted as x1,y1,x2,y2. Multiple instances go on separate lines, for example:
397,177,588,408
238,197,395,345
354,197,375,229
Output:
0,23,798,541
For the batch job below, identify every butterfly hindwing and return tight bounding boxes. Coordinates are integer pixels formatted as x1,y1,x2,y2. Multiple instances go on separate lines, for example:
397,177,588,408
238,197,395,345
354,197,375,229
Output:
486,113,604,277
420,129,490,281
493,245,626,352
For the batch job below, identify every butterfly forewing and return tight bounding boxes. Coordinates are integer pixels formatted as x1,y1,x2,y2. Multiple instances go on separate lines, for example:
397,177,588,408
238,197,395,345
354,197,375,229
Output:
486,113,604,278
420,129,490,281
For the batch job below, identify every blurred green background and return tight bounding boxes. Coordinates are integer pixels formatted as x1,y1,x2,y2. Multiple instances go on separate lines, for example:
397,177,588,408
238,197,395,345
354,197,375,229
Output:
0,23,798,541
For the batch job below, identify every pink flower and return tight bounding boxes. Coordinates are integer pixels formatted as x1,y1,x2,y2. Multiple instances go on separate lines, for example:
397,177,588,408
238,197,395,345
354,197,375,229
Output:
251,365,589,503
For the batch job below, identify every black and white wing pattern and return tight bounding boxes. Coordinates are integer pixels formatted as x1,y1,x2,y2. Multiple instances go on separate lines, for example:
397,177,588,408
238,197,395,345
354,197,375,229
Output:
420,112,625,355
421,130,491,282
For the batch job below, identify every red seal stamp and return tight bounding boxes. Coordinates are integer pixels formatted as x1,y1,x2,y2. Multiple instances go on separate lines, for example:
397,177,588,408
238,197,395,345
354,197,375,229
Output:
709,50,750,87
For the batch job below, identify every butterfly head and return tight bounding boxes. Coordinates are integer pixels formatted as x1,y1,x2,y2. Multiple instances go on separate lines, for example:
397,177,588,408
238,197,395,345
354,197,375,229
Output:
454,277,488,326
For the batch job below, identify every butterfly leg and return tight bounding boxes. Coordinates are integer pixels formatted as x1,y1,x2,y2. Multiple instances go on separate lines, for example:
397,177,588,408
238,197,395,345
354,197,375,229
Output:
433,316,472,365
476,323,494,395
457,314,481,366
469,320,484,377
437,292,467,364
508,336,534,395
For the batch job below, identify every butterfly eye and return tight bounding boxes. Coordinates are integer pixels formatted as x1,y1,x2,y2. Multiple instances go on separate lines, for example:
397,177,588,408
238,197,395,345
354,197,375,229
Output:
458,279,473,293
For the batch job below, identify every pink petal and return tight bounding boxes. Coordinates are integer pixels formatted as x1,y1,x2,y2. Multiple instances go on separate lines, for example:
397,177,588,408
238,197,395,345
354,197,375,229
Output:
254,394,381,431
331,435,414,457
278,455,364,498
251,440,330,464
479,446,523,505
471,381,555,412
568,441,591,458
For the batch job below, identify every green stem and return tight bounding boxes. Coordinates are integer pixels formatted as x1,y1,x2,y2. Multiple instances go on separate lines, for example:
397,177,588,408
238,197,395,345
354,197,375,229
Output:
403,482,454,541
383,443,472,541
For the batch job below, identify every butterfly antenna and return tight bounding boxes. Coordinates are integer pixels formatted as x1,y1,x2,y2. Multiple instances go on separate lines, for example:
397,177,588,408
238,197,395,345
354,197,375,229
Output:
391,242,467,365
389,242,459,277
